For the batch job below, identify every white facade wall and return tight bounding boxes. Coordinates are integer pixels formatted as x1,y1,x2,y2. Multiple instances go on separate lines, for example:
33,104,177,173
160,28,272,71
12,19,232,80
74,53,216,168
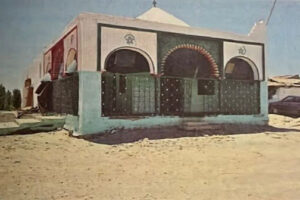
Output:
39,12,266,75
223,42,264,80
83,12,265,44
27,12,268,134
77,16,98,71
101,27,157,74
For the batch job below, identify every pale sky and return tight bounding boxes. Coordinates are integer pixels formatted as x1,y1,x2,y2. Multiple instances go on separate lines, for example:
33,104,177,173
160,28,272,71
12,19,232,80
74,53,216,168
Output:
0,0,299,91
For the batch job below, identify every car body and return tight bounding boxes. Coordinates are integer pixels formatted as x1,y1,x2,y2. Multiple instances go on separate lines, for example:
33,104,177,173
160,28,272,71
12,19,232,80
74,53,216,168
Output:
269,95,300,117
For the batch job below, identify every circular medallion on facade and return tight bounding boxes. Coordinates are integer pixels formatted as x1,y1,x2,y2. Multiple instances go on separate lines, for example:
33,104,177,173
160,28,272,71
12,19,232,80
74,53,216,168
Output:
238,46,247,55
124,34,135,45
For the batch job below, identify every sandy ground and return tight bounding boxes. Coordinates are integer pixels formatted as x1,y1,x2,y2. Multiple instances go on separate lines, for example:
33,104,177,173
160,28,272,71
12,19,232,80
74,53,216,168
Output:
1,114,300,200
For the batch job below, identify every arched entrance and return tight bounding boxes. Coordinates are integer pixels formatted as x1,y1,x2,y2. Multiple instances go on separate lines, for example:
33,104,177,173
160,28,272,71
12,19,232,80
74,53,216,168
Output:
225,57,259,80
65,48,77,74
222,56,260,114
160,44,219,115
162,44,219,78
102,48,155,116
104,47,155,74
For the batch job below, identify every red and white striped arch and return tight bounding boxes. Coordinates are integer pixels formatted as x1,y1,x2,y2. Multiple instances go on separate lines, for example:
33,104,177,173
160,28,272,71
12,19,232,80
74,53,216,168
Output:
161,44,220,78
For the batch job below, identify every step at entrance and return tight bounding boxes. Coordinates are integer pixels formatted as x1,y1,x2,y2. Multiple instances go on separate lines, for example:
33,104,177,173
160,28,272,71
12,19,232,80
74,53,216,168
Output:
180,121,222,131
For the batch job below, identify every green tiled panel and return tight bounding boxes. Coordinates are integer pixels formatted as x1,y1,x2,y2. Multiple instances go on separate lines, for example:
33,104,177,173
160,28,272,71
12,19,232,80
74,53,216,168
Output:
101,73,155,116
157,32,222,74
115,75,132,114
130,74,155,114
102,73,260,116
220,80,260,115
52,74,79,115
183,79,192,112
182,78,220,113
101,73,115,115
155,78,161,113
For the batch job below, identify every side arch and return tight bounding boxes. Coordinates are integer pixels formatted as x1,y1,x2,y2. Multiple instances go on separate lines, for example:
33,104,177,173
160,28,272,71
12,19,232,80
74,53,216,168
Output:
65,48,77,73
225,56,259,80
103,47,155,74
161,44,220,78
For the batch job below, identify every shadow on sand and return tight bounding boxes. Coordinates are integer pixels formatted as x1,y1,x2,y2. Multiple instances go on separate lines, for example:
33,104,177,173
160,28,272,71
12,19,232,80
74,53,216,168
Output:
78,124,300,145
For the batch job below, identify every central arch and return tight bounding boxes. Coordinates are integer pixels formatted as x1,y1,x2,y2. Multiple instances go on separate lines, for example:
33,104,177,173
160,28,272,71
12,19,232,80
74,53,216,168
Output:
159,44,220,115
161,44,219,78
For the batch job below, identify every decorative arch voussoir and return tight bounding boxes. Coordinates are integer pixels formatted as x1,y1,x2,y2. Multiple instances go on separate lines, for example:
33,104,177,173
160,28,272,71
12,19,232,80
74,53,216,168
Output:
161,44,220,78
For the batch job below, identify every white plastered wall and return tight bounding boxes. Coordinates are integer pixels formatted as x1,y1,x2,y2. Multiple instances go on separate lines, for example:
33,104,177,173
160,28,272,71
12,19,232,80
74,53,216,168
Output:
45,13,266,73
101,26,157,74
77,16,98,71
80,12,265,44
40,12,267,74
223,42,264,80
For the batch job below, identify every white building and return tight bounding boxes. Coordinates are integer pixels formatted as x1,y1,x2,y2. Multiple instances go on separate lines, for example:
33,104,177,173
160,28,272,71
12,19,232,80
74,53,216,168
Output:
24,6,268,135
269,75,300,102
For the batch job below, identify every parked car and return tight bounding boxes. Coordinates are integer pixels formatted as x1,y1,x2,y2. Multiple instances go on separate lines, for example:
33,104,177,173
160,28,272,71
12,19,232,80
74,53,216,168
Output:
269,95,300,117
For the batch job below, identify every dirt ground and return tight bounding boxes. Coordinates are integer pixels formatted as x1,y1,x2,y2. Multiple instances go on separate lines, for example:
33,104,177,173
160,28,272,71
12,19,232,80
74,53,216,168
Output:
1,114,300,200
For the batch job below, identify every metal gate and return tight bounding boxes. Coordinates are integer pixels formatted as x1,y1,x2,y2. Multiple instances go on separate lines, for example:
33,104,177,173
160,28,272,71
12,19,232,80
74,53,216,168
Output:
101,73,155,116
160,77,184,115
101,73,260,117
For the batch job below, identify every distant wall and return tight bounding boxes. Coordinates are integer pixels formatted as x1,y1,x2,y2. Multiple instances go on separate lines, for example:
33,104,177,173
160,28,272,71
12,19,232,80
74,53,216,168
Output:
271,87,300,102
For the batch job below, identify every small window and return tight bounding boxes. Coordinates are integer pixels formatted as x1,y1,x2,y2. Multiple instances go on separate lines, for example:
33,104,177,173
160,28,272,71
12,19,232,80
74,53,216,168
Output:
198,80,215,95
119,75,126,94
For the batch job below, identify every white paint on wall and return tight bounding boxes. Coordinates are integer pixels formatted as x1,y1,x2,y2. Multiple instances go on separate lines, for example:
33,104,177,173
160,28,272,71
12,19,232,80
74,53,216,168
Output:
81,12,265,43
37,10,266,78
39,12,266,76
77,17,98,71
223,42,263,80
101,26,157,74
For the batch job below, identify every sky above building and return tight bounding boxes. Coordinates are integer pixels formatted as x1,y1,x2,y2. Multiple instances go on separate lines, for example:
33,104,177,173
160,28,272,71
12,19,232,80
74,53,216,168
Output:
0,0,299,91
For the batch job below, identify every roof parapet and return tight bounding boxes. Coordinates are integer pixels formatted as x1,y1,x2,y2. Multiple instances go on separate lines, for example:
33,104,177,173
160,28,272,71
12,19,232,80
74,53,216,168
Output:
248,20,267,43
